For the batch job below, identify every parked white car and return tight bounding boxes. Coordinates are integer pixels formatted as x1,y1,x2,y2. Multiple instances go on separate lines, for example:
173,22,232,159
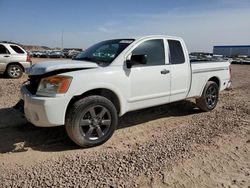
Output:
21,35,231,147
0,42,31,78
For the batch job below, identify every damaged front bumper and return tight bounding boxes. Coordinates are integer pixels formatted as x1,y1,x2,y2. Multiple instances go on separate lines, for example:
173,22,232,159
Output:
20,86,71,127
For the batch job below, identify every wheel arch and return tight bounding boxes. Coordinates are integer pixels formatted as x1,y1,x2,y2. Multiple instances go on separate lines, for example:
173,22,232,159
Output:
66,88,123,117
198,76,221,97
6,62,25,72
208,76,220,89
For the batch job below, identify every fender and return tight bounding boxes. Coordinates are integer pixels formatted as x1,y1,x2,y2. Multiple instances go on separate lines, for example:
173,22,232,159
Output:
72,82,128,116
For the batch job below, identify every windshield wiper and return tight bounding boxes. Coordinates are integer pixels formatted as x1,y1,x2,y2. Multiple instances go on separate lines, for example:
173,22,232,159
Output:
74,57,99,63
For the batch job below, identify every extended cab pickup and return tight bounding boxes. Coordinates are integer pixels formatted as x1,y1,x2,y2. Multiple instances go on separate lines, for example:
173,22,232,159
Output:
21,35,231,147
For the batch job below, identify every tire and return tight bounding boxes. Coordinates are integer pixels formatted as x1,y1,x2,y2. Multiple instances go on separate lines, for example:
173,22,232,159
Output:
196,81,219,112
6,64,23,78
65,96,118,148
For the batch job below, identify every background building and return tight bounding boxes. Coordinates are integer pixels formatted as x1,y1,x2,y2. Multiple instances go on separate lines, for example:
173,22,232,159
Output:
213,45,250,57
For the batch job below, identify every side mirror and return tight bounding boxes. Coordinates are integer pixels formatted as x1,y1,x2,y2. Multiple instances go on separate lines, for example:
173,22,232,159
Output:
126,54,147,68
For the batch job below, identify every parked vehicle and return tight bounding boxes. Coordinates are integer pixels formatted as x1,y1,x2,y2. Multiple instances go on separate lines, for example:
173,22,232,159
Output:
223,57,233,63
31,51,48,58
63,48,83,58
68,50,81,59
48,51,65,58
232,55,250,64
29,51,35,57
0,42,32,78
243,57,250,64
20,35,231,147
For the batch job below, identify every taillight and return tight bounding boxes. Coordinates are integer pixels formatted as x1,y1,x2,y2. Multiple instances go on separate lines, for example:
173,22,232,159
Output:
26,52,31,62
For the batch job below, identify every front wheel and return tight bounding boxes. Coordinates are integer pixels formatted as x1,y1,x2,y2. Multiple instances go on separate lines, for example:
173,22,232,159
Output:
196,81,219,112
65,96,118,147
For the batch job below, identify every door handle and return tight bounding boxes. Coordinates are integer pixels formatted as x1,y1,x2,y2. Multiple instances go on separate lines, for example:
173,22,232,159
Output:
4,55,10,58
160,69,170,74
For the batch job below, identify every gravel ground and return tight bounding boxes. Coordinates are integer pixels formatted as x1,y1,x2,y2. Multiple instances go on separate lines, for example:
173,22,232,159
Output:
0,60,249,187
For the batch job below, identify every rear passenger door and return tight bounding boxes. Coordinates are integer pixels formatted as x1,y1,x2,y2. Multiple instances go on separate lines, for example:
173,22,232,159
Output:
167,39,191,102
9,45,26,62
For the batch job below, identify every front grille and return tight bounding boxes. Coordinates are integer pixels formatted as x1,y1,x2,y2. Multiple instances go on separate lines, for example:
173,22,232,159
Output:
25,75,41,95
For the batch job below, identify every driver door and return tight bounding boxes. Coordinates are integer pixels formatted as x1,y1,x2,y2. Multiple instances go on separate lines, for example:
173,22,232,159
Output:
127,39,171,110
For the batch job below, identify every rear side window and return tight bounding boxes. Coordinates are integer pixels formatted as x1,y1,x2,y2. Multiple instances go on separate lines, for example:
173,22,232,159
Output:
0,44,10,54
10,45,25,54
132,39,165,66
168,40,185,64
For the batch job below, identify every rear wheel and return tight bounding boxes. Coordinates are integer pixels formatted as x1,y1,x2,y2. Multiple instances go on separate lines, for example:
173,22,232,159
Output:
65,96,118,147
6,64,23,78
196,81,219,112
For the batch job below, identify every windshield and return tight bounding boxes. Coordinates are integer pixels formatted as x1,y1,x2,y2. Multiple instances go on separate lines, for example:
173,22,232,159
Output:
74,39,135,65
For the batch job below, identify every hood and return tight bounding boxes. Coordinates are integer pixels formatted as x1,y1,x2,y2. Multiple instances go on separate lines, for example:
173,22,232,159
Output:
27,60,98,75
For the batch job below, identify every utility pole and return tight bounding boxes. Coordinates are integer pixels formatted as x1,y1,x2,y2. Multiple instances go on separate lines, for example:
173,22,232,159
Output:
61,29,64,50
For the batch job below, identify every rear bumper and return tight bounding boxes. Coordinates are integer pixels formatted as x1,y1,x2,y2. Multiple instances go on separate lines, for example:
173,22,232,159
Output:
20,61,32,71
226,81,232,89
21,86,71,127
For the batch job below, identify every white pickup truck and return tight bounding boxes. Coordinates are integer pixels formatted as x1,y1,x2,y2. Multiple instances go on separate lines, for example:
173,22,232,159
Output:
21,35,231,147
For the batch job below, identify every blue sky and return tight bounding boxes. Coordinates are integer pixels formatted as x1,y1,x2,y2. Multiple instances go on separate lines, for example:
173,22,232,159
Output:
0,0,250,52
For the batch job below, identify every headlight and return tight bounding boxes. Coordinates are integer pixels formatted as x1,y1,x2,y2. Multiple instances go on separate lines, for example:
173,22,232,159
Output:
37,75,72,96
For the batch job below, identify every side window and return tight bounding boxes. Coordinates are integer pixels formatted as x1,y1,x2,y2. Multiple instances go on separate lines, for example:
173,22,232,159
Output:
0,44,10,54
168,40,185,64
10,45,25,54
132,39,165,66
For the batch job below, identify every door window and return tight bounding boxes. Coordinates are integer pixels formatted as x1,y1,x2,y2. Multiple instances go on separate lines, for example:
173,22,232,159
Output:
132,39,165,66
0,45,10,54
168,40,185,64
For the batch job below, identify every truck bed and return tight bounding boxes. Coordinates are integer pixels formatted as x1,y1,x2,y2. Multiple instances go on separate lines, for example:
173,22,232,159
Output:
187,61,231,98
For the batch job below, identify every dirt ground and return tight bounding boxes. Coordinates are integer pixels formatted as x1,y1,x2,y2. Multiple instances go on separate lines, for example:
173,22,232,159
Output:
0,59,249,188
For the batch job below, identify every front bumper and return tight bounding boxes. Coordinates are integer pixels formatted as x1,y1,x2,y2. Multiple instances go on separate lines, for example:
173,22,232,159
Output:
21,86,71,127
